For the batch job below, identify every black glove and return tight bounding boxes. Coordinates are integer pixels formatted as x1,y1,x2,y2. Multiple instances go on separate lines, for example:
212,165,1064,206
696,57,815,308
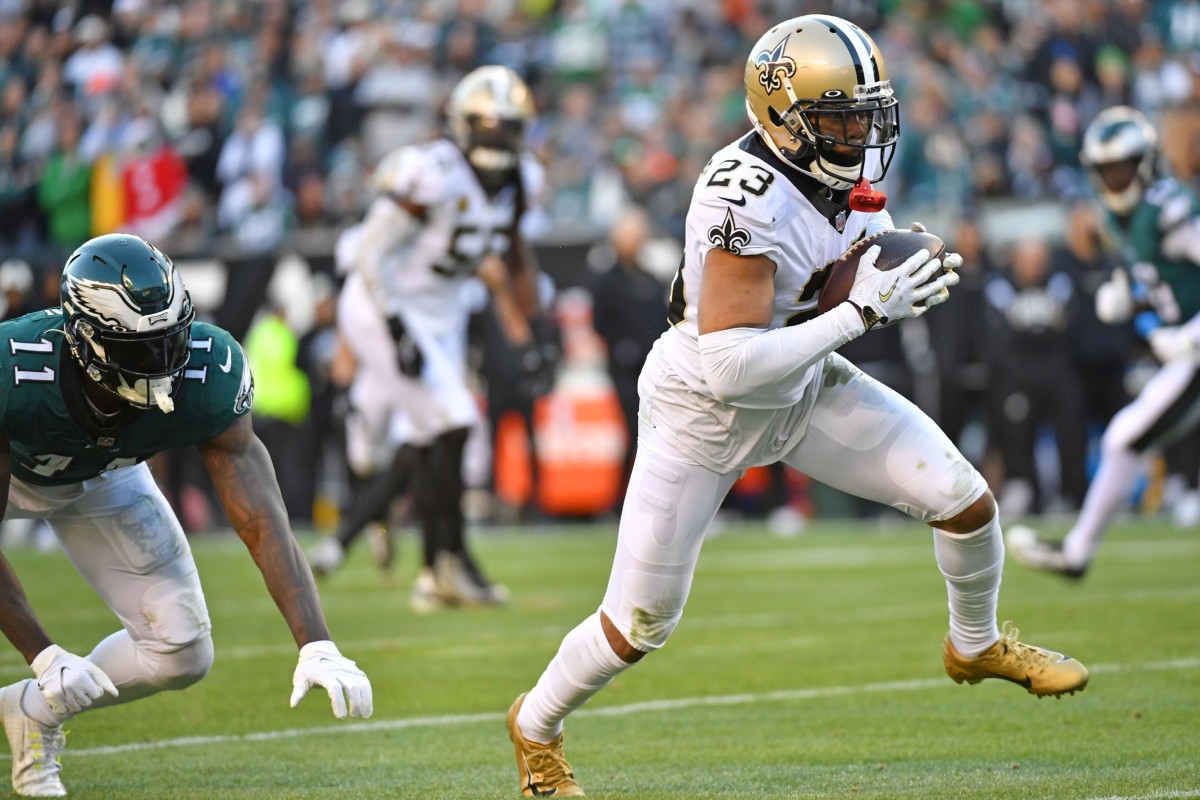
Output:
514,343,551,398
386,315,424,378
512,321,558,398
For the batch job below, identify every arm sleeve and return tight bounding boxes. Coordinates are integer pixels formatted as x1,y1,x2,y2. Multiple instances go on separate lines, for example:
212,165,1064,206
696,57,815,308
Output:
698,302,865,404
354,146,445,314
353,196,418,315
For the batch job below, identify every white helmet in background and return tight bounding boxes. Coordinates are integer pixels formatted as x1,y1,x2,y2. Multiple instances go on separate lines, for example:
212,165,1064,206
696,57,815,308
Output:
447,65,535,192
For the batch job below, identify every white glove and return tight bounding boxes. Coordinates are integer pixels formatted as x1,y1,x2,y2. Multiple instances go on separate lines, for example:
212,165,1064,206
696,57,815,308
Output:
1095,269,1134,324
290,640,373,719
31,644,118,715
923,251,962,309
1148,325,1198,363
847,245,951,329
907,223,961,309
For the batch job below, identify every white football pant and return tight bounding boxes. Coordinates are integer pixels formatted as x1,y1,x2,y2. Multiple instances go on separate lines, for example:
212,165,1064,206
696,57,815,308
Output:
338,272,478,470
517,354,997,744
1063,356,1200,565
6,463,214,723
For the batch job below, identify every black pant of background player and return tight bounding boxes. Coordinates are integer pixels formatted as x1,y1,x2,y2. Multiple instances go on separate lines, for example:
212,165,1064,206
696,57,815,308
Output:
996,356,1089,512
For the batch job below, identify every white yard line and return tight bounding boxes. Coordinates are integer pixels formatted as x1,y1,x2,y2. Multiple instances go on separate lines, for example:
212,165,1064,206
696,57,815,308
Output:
60,656,1200,758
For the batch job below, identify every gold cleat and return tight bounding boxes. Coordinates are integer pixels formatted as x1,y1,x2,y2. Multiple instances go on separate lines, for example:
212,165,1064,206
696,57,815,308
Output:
944,621,1089,698
507,693,585,797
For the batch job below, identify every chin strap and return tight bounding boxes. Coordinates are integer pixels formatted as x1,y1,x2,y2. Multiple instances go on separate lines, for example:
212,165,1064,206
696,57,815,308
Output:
848,178,888,212
150,382,175,413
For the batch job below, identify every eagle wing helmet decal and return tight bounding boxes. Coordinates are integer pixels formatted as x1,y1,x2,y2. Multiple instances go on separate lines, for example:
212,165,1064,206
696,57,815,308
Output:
63,273,149,332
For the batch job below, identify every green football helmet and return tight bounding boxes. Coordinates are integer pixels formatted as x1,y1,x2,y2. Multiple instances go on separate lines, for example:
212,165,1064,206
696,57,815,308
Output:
60,233,195,413
1080,105,1158,215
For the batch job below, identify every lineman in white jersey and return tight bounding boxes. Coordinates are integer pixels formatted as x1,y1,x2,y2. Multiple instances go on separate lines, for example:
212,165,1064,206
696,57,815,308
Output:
506,15,1089,797
327,65,550,605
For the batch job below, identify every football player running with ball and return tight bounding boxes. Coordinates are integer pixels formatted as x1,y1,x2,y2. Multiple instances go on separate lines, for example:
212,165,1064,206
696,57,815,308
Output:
320,65,552,607
0,234,372,798
506,15,1088,797
1007,105,1200,578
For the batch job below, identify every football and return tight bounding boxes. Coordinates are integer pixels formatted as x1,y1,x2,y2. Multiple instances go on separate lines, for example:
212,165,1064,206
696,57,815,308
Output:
816,229,947,315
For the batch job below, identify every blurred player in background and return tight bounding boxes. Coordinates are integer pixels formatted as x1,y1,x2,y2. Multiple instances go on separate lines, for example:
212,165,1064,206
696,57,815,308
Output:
0,234,372,798
306,223,407,583
1008,105,1200,578
506,15,1088,797
309,65,554,608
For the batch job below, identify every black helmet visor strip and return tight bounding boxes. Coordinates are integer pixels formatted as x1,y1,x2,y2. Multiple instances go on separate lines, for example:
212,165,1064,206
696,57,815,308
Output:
90,313,193,378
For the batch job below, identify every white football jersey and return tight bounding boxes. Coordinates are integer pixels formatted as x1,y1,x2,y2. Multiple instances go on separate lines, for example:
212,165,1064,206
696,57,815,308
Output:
656,132,892,409
369,138,544,334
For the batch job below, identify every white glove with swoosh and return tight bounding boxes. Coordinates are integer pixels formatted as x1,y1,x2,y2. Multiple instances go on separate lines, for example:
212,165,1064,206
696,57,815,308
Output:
290,640,373,719
847,245,951,330
31,644,119,715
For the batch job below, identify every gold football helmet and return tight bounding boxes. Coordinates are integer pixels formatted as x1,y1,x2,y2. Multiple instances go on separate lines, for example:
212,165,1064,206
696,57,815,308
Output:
447,65,535,192
744,15,898,193
1080,105,1158,215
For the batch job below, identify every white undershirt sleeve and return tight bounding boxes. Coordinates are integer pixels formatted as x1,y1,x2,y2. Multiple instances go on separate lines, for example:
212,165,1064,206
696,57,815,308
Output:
354,196,419,315
698,302,866,404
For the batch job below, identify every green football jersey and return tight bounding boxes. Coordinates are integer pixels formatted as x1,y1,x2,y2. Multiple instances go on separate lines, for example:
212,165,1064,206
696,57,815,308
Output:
1106,175,1200,323
0,310,254,486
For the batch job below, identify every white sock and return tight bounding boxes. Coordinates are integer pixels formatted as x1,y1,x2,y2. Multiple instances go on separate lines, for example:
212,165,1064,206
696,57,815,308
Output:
934,514,1003,658
1063,447,1141,567
19,679,66,728
517,611,633,744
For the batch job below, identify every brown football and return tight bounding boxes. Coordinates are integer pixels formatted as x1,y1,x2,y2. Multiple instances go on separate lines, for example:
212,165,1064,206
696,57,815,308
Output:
816,229,947,315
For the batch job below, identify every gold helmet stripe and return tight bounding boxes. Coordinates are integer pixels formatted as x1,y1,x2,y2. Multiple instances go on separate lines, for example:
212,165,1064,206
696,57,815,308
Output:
808,14,879,86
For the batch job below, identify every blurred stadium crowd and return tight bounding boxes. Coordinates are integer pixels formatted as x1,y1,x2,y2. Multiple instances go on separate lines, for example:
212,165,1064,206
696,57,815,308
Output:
1,0,1199,533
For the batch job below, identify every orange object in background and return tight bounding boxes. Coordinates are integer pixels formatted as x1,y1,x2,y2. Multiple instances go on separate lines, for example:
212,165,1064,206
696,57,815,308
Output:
733,465,771,495
493,386,626,516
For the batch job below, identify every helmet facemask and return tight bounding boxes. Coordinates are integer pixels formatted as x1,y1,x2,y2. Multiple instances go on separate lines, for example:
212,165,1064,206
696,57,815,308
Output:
455,113,525,190
69,311,193,412
760,82,899,191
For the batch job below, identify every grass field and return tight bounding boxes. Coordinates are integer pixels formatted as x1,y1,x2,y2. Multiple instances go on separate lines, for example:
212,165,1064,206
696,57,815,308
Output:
2,517,1197,799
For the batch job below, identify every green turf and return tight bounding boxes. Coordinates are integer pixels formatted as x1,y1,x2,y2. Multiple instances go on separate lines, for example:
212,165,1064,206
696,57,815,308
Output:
3,517,1197,799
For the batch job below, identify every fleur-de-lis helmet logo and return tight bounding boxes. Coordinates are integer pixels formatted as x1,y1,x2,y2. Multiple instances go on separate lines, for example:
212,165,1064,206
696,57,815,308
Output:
708,208,752,255
755,35,796,94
